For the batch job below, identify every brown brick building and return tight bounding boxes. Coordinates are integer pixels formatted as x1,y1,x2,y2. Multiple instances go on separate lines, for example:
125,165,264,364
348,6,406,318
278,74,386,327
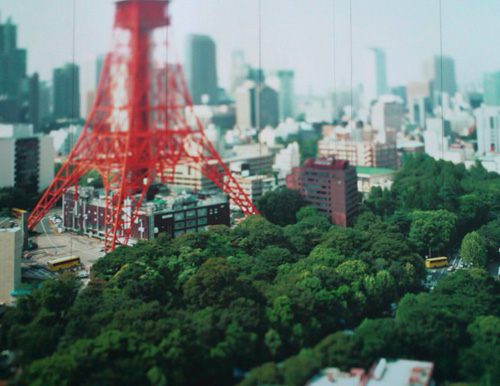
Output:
286,156,359,227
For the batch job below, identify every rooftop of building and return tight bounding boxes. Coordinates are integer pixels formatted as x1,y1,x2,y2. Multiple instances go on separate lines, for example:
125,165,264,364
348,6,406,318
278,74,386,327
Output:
0,123,34,139
65,186,228,215
396,139,425,149
0,217,21,232
308,367,366,386
303,156,351,170
308,358,434,386
21,264,56,281
366,358,433,386
355,166,397,175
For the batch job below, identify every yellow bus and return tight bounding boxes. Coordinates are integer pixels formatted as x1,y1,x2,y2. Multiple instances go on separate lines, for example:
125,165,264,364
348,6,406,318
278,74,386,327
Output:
11,207,27,219
47,256,81,272
425,256,449,268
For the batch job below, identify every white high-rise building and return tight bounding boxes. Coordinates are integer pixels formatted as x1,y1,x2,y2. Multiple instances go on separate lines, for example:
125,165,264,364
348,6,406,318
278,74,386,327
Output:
475,105,500,155
370,96,404,143
423,118,450,160
229,50,249,96
235,80,279,129
0,124,54,192
273,142,300,178
361,47,388,108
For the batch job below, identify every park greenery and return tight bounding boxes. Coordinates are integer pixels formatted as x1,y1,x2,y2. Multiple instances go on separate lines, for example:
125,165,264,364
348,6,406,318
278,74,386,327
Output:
1,154,500,385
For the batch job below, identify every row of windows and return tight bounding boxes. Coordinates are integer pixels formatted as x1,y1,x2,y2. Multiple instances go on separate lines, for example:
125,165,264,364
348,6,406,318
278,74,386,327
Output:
175,226,206,237
173,207,208,221
174,217,208,230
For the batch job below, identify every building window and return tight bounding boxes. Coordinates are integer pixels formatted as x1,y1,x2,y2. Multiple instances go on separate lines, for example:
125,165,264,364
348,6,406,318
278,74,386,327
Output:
197,208,207,216
174,221,185,230
186,210,196,218
174,212,184,221
198,217,207,226
186,219,196,228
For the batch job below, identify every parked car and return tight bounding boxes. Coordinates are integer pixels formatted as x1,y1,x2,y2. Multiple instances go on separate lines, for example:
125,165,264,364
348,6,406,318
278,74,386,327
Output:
26,240,38,250
77,270,89,279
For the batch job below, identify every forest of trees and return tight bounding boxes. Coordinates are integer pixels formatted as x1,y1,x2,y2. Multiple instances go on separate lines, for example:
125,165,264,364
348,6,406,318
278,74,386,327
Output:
1,155,500,385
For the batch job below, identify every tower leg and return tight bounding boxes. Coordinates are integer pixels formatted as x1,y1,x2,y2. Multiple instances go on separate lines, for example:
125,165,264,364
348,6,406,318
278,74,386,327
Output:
101,167,154,251
28,161,89,229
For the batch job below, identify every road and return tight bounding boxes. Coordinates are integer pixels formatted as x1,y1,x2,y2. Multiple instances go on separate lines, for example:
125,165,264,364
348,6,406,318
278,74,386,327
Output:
425,254,463,290
30,211,104,269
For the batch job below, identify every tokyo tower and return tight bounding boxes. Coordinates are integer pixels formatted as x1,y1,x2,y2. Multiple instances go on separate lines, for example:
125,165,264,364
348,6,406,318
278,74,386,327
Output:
27,0,257,251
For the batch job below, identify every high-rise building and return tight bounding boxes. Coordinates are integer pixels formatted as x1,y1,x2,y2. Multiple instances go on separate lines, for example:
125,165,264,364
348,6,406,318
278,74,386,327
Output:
38,81,52,124
391,86,407,106
235,80,279,129
475,104,500,155
230,50,249,95
318,138,398,170
53,63,80,120
0,124,54,192
277,70,295,121
185,34,218,105
362,47,388,107
96,54,104,87
0,226,22,306
483,71,500,107
286,156,359,227
0,17,27,123
423,55,457,106
423,117,451,159
370,96,404,143
26,73,40,131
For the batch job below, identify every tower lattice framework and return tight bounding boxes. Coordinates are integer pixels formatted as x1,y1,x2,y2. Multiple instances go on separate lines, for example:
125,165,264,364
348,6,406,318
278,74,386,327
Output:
27,0,257,251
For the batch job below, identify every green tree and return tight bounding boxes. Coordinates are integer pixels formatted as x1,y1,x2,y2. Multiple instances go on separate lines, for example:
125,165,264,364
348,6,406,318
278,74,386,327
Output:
459,315,500,382
478,219,500,260
460,232,487,268
256,188,304,226
408,210,457,256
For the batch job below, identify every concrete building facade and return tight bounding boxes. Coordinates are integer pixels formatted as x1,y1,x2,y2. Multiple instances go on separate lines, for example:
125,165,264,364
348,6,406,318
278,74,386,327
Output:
63,187,230,240
185,34,218,105
0,226,22,306
475,104,500,155
0,124,54,192
318,137,398,170
286,156,359,227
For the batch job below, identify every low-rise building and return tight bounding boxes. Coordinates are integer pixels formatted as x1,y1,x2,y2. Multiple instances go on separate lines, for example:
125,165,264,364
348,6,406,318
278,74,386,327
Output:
225,172,276,210
308,358,434,386
62,187,230,240
224,143,277,175
355,166,396,194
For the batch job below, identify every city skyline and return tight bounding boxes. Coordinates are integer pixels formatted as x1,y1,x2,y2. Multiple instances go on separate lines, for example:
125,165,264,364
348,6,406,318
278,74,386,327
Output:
1,0,500,97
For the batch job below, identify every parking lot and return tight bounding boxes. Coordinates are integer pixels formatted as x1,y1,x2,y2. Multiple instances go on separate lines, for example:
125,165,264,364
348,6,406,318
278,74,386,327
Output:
29,211,104,270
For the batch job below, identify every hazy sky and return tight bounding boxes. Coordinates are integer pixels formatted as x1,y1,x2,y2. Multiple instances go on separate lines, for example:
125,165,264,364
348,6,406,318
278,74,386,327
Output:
1,0,500,96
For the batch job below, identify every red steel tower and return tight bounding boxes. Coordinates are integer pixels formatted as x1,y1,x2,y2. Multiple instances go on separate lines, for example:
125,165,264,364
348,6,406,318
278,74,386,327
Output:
28,0,257,251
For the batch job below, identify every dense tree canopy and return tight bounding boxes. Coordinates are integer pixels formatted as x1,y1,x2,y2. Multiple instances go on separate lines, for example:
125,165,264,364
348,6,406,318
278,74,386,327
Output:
460,231,487,268
255,188,304,226
2,154,500,385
